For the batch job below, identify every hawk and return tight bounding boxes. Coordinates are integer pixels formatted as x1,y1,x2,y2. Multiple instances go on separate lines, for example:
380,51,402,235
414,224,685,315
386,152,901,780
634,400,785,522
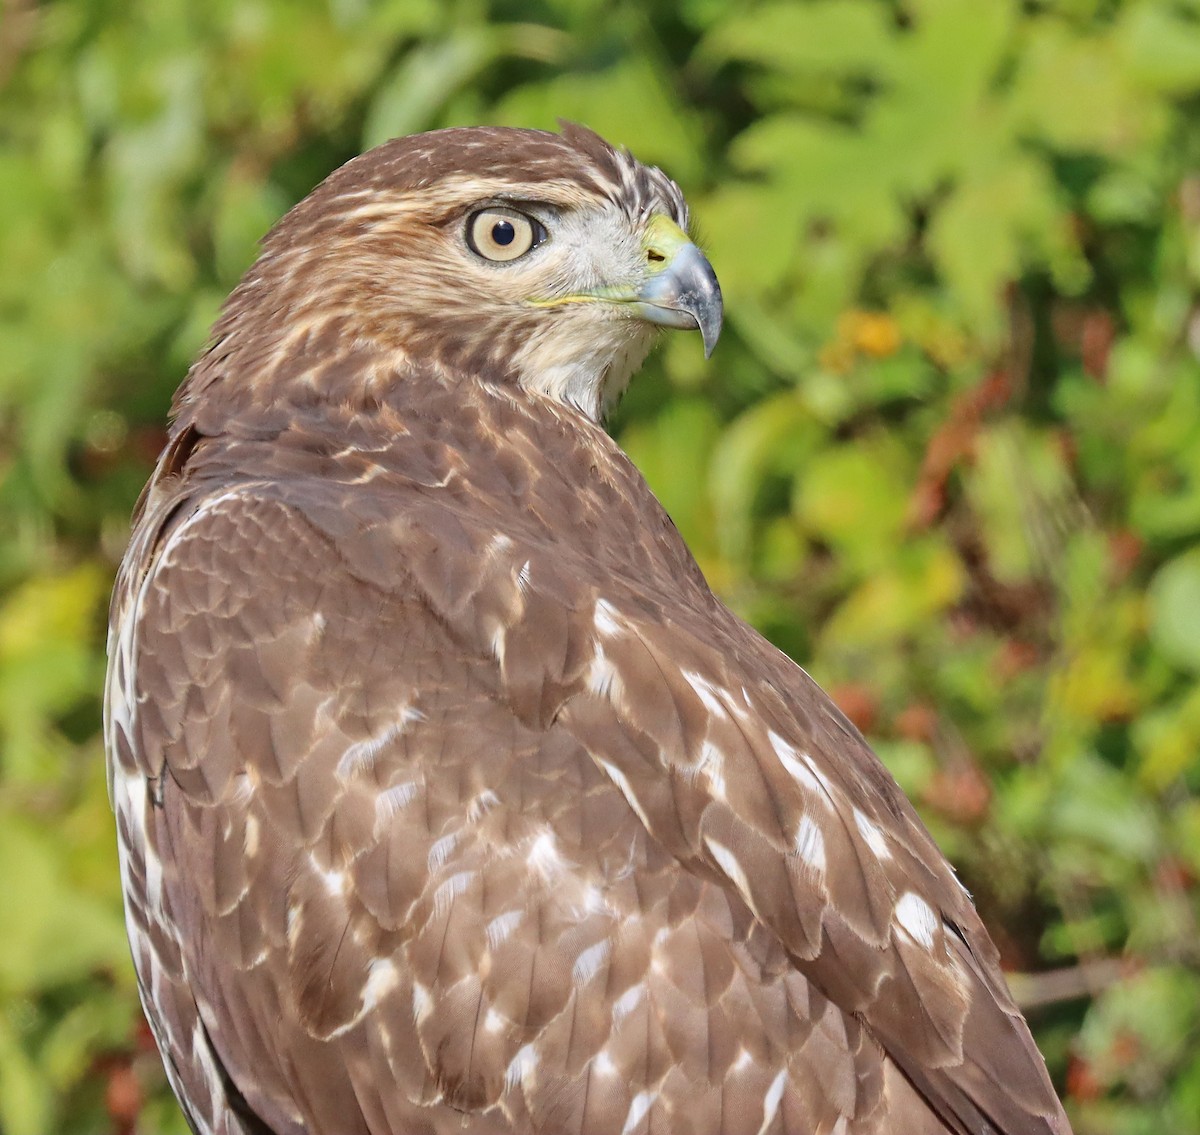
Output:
106,123,1072,1135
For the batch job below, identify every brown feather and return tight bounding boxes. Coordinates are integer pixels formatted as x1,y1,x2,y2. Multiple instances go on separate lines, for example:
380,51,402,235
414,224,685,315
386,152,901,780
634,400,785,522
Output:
106,124,1071,1135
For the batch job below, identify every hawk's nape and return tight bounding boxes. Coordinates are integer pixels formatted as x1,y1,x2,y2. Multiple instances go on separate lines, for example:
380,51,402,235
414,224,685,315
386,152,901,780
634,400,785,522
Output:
105,123,1073,1135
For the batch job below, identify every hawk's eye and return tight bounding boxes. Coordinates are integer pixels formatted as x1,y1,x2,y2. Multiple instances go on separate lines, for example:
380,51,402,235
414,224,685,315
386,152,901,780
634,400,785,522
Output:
466,208,545,263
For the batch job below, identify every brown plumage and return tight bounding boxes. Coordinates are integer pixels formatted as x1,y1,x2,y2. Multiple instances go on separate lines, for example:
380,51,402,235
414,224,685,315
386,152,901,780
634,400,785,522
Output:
105,123,1072,1135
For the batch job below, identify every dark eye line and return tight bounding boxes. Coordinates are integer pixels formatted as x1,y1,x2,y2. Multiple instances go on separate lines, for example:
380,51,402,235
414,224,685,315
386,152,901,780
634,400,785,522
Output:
436,200,539,235
471,196,559,218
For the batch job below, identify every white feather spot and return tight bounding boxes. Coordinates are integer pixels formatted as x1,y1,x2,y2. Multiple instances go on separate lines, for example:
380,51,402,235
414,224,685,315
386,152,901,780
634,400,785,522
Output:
894,892,938,950
485,909,524,950
853,808,891,859
704,836,756,912
307,854,346,897
484,1007,506,1034
286,903,302,946
682,669,727,717
733,1047,754,1071
597,759,653,830
314,693,338,728
141,820,163,902
793,814,826,874
517,560,532,593
622,1091,655,1135
695,740,726,800
427,832,458,871
374,780,421,833
468,789,500,823
338,710,424,780
593,599,623,637
768,731,830,804
758,1068,788,1135
573,940,612,985
526,830,566,878
504,1044,539,1092
592,1050,618,1077
489,623,507,664
244,815,260,860
588,647,621,698
362,958,399,1010
191,1018,227,1117
581,883,610,913
805,754,836,797
612,983,644,1024
319,868,346,897
230,771,255,806
432,871,474,916
412,981,434,1024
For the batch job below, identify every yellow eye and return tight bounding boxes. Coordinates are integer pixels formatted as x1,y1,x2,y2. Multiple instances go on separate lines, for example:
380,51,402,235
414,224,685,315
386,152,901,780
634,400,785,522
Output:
466,208,545,263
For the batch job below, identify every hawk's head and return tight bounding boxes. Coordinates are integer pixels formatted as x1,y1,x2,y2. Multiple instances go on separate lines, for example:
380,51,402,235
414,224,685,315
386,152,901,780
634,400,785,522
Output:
187,123,721,424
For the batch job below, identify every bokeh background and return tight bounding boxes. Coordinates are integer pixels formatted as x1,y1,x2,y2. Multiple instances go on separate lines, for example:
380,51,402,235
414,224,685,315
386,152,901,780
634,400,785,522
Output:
4,0,1200,1131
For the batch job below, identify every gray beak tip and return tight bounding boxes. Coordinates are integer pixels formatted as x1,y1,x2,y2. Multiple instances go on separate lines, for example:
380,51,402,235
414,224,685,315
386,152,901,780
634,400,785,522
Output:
700,305,722,358
635,242,724,358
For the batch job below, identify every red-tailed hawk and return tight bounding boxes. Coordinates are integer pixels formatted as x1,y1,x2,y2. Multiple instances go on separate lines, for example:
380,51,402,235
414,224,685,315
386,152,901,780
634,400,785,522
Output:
106,124,1072,1135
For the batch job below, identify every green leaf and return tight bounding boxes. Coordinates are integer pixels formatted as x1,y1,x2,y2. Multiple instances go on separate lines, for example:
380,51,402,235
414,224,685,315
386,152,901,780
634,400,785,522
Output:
794,438,912,566
1121,3,1200,95
362,25,569,145
1148,549,1200,673
493,56,704,184
927,160,1068,330
620,398,721,563
698,0,895,76
0,1010,50,1135
1011,21,1159,152
0,818,129,996
710,393,818,567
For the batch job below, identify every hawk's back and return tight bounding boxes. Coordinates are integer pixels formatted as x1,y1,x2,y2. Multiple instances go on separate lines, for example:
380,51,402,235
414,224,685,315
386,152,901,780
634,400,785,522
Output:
105,124,1071,1135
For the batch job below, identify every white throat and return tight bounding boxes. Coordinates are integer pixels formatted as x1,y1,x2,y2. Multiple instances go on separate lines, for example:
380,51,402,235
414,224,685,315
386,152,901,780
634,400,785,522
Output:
513,321,657,422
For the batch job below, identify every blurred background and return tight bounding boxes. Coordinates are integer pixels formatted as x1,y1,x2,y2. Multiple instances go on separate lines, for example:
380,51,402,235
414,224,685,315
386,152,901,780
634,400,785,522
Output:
3,0,1200,1131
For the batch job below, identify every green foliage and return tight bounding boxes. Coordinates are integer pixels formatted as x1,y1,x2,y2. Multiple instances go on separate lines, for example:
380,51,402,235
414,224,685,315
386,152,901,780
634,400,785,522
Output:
3,0,1200,1129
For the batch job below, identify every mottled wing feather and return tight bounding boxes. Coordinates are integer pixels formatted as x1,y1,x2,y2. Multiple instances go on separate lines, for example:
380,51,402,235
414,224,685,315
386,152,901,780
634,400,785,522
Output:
318,449,1066,1135
113,479,953,1135
539,576,1066,1135
106,120,1071,1135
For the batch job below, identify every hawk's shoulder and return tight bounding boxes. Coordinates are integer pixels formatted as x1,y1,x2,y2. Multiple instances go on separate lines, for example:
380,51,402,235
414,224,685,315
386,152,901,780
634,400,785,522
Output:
108,374,1064,1135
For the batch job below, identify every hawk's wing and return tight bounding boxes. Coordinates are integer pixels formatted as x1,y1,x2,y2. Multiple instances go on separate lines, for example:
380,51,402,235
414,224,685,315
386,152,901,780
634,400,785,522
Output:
108,446,1063,1135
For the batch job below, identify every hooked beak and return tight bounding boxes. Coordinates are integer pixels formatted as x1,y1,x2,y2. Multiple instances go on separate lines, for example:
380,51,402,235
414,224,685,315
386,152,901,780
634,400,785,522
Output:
526,215,723,357
633,215,723,357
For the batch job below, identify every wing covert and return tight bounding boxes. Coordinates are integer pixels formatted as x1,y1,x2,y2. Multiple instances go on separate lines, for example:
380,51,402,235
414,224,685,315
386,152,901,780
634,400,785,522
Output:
113,482,954,1135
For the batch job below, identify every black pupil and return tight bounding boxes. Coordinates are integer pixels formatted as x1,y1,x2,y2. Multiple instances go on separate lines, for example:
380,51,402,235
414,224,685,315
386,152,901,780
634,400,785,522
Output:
492,219,516,246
